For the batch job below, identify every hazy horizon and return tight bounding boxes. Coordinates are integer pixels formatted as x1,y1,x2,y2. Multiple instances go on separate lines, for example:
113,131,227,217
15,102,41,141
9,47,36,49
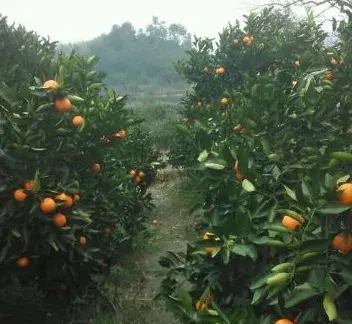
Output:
1,0,339,44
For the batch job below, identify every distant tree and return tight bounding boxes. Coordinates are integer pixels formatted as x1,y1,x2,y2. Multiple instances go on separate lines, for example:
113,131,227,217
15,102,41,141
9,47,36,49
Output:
59,17,192,93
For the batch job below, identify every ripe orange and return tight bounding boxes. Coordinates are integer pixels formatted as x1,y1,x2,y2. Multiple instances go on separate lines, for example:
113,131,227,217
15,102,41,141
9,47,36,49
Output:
275,320,294,324
325,70,335,80
293,61,300,68
73,194,80,203
152,219,158,225
138,171,145,178
220,98,229,105
337,183,352,205
330,58,338,66
233,39,239,45
40,198,57,213
55,98,72,113
115,130,127,138
135,176,142,184
55,193,73,209
79,236,87,245
197,101,202,107
14,189,27,202
281,215,303,231
203,231,215,240
332,233,352,254
23,180,36,192
43,80,58,90
243,36,251,44
195,300,208,311
72,115,85,127
129,169,136,177
17,257,30,268
53,213,67,227
92,163,101,173
216,67,225,74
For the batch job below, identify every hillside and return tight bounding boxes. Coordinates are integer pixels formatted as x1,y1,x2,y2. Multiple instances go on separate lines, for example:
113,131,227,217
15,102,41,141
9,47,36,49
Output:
59,17,191,94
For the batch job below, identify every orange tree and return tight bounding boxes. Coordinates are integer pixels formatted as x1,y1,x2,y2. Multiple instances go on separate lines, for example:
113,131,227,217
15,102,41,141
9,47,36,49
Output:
0,16,160,301
161,7,352,324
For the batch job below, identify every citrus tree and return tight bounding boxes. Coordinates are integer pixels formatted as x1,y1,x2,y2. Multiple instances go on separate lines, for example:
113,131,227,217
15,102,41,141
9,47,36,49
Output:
0,15,160,301
161,7,352,324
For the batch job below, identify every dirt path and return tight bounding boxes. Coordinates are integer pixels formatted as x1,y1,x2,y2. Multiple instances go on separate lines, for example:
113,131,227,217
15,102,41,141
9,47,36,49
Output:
98,167,197,324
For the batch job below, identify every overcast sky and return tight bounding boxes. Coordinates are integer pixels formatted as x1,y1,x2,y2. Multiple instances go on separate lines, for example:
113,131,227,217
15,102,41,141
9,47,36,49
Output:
1,0,337,43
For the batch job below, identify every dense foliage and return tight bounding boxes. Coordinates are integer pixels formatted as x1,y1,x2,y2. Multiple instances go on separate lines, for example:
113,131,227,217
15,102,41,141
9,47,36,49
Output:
60,17,191,93
0,14,161,319
162,7,352,324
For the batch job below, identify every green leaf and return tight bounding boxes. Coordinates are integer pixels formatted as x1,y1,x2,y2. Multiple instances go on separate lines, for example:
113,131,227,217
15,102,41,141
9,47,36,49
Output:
197,150,208,162
204,162,226,170
317,202,350,215
336,175,350,185
284,283,321,308
330,151,352,162
231,244,257,261
11,229,21,238
252,236,286,247
284,185,297,201
177,289,193,312
242,179,255,192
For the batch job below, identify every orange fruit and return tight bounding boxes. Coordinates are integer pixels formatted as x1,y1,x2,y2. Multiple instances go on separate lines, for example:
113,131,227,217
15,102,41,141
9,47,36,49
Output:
233,39,239,45
243,36,251,44
332,233,352,254
135,176,142,184
138,171,145,178
73,194,80,203
14,189,27,202
43,80,58,90
79,236,87,245
55,193,73,209
220,98,229,105
195,300,208,311
196,101,202,107
337,183,352,205
216,67,225,74
55,98,72,113
281,215,303,231
330,58,338,66
152,219,158,225
115,130,127,138
293,61,300,68
325,70,335,80
204,246,215,254
23,180,36,192
40,198,57,213
53,213,67,227
203,231,215,240
72,115,85,127
275,320,294,324
129,169,136,177
17,257,30,268
92,163,101,173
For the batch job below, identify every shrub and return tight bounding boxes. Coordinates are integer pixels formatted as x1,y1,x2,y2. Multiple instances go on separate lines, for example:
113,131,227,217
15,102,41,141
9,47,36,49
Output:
0,15,160,306
161,7,352,323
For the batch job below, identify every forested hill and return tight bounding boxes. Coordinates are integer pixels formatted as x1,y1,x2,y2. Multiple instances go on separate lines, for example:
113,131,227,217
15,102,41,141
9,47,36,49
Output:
59,17,192,93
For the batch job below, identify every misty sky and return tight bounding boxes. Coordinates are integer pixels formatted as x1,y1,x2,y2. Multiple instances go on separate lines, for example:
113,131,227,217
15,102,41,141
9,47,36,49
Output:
1,0,336,43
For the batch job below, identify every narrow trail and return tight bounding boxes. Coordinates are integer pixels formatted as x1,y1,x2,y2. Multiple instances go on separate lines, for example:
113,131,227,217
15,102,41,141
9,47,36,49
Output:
109,167,197,324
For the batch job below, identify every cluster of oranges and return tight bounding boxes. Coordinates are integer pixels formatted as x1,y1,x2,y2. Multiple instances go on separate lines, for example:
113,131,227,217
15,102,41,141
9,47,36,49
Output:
13,179,85,267
43,80,85,127
129,169,145,185
280,182,352,254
